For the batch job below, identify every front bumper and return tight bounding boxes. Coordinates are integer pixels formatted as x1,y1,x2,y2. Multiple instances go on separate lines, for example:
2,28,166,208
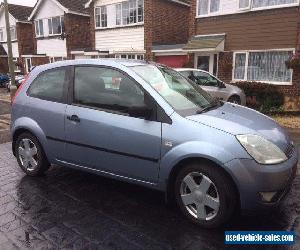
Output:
224,145,298,211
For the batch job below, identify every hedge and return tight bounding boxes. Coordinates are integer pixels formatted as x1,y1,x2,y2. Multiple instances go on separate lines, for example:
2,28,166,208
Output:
231,81,284,113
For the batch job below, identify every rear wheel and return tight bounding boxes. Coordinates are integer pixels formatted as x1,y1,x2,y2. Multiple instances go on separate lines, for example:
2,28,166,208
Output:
228,95,241,105
174,162,237,228
15,132,50,176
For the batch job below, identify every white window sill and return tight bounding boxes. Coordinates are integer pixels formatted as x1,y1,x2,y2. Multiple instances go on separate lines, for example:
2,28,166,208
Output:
95,22,144,30
196,3,299,19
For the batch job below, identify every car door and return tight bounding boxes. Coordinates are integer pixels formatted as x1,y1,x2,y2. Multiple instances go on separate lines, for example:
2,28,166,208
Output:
192,71,227,101
62,65,162,183
26,66,70,161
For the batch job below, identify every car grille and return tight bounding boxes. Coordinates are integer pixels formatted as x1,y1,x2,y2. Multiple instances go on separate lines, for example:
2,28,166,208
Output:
285,142,295,159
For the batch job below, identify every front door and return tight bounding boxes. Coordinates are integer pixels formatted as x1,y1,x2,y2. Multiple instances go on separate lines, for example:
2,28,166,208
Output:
63,66,162,183
196,54,218,76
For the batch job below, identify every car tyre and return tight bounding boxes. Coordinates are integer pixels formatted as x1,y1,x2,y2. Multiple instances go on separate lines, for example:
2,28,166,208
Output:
174,162,237,228
228,95,241,105
15,132,50,176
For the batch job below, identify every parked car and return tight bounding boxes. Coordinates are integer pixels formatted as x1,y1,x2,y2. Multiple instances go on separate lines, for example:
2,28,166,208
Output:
176,68,246,105
6,75,25,92
11,60,298,228
0,73,10,88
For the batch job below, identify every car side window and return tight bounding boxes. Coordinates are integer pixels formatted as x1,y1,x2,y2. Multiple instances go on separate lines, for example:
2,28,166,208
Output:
73,66,146,114
192,71,219,87
180,71,192,79
28,68,66,102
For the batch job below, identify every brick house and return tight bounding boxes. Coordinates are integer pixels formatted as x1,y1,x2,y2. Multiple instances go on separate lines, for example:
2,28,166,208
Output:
0,3,38,74
84,0,190,66
187,0,300,111
28,0,91,64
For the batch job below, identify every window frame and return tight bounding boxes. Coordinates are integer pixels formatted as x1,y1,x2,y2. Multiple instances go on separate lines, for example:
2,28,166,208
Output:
196,0,220,17
69,65,161,121
48,16,64,36
10,26,17,41
196,0,299,18
239,0,251,10
115,54,144,60
0,27,4,42
35,19,44,37
232,49,295,85
95,6,107,28
95,0,144,29
27,66,71,104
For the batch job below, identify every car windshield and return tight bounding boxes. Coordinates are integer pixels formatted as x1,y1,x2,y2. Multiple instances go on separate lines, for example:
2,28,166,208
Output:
130,64,219,116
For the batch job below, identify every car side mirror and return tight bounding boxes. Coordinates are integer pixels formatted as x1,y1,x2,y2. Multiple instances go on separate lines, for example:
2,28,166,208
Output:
218,81,226,88
128,105,153,120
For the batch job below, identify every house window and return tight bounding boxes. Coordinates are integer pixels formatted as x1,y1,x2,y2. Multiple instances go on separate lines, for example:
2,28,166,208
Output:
239,0,250,9
35,20,44,37
198,0,220,15
10,26,16,40
0,28,3,41
233,50,293,84
116,0,144,26
48,16,64,35
115,54,144,60
116,4,122,25
13,58,20,72
95,6,107,28
50,57,67,63
252,0,297,8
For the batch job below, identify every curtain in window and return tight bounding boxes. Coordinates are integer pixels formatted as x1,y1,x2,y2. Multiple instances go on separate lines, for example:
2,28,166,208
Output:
198,0,209,15
252,0,296,8
234,53,246,80
247,51,292,82
210,0,220,12
239,0,250,8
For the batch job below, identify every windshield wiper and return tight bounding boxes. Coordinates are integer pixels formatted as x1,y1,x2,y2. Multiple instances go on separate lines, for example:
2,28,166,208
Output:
196,103,219,114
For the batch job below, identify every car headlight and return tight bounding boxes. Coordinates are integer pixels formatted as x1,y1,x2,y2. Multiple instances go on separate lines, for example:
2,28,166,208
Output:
236,134,287,165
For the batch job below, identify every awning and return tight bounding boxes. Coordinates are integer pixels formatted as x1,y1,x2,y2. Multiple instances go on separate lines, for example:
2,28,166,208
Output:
152,44,187,56
183,34,225,52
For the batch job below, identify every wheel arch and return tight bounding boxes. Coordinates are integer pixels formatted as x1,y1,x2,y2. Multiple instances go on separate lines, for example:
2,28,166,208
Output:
165,156,241,210
227,94,241,102
12,117,48,158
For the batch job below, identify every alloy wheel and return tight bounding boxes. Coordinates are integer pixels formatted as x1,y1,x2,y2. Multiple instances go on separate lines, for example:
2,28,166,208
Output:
180,172,220,221
18,138,39,172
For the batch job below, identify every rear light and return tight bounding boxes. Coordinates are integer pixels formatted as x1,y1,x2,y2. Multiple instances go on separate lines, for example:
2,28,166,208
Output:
11,74,29,104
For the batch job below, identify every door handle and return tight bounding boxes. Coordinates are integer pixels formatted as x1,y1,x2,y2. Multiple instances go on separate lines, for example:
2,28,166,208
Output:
67,115,80,123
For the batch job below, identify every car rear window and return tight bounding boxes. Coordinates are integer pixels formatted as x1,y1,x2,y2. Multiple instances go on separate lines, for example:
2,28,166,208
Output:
28,68,66,103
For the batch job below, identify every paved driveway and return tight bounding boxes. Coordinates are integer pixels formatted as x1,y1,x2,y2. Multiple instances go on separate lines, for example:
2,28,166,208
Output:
0,143,299,249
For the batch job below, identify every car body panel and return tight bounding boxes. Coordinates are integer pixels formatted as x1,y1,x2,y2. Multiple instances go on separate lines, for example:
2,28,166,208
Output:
11,59,298,212
176,68,246,105
63,104,161,183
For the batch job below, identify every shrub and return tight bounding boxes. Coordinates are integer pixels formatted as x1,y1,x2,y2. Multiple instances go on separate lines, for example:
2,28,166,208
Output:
232,81,284,113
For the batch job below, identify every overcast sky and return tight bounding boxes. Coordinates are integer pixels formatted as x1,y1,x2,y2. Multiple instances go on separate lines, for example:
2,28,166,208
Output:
0,0,37,6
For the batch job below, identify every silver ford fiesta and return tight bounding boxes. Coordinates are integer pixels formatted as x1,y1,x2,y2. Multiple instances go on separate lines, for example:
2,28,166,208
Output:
176,68,246,105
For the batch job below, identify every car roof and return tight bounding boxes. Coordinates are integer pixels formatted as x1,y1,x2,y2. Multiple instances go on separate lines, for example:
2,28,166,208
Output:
33,59,150,72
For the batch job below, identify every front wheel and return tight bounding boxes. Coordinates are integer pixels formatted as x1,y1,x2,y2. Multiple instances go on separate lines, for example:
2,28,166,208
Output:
15,132,50,176
174,162,237,228
228,95,241,105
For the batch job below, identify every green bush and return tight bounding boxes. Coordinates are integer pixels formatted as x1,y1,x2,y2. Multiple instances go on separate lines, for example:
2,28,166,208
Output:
232,81,284,113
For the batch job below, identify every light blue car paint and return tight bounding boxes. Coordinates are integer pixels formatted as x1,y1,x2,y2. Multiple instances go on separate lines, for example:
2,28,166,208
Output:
11,59,299,212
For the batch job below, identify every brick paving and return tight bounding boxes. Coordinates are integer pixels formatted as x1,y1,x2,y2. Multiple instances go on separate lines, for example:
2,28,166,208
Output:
0,142,299,249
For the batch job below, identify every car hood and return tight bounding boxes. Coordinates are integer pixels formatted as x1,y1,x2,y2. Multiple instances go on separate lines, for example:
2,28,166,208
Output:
186,102,290,151
225,83,243,94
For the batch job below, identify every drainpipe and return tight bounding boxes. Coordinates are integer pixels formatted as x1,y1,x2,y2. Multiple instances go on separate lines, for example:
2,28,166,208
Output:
3,0,16,103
